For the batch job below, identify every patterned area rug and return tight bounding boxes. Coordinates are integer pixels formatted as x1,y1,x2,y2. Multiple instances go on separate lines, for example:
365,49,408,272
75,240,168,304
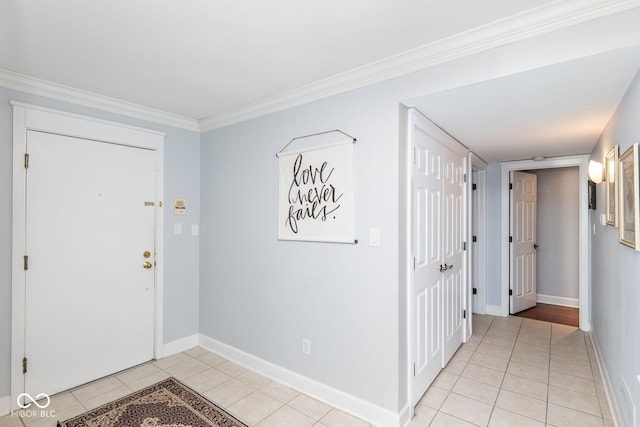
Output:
58,377,248,427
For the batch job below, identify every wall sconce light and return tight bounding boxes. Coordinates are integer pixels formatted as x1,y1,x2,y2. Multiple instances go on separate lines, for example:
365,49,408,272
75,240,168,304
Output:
588,160,604,184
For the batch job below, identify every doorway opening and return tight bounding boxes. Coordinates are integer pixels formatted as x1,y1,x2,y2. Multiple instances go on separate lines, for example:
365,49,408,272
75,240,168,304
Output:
500,156,590,331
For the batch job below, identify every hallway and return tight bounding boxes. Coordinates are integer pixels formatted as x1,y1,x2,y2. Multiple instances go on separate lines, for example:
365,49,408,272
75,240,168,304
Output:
411,315,611,426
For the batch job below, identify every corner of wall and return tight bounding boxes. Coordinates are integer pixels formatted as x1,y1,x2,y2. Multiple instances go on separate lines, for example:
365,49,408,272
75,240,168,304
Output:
161,334,199,359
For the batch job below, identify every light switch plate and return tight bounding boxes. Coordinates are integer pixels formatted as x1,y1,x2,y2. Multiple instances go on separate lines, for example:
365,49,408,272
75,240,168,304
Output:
369,228,380,247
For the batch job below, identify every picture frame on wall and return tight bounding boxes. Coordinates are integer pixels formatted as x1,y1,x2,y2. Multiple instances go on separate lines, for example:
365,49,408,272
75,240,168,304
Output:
618,143,640,250
606,145,619,226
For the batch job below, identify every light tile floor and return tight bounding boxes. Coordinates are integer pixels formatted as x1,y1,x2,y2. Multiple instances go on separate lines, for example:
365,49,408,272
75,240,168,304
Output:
411,315,613,427
0,346,369,427
0,314,613,427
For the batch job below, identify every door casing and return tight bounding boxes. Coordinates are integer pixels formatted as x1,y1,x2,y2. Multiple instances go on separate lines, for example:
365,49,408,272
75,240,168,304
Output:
11,102,166,410
500,156,590,330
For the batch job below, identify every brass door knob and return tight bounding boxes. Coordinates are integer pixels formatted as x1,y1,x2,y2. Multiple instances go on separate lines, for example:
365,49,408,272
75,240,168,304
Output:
143,261,153,269
143,251,151,258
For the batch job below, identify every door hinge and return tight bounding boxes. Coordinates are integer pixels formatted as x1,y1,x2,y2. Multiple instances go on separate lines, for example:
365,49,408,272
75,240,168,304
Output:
472,183,477,190
413,363,416,376
413,257,416,270
463,242,467,251
509,183,513,190
23,255,28,271
509,289,513,296
413,147,417,165
509,236,513,243
24,153,29,169
22,357,27,374
463,173,467,183
463,309,467,319
472,287,477,295
472,235,477,243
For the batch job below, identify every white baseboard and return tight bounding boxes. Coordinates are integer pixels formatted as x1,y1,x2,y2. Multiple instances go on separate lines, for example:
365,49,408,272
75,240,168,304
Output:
589,332,622,427
198,334,402,427
398,402,411,427
0,395,10,417
536,294,579,308
486,305,503,316
161,334,199,359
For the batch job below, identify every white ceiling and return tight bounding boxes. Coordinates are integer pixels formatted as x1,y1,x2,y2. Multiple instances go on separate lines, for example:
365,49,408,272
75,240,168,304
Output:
410,45,640,162
2,0,640,162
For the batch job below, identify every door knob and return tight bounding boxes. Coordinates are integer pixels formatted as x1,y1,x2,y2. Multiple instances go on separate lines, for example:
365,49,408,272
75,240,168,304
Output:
143,251,151,258
143,261,153,269
440,264,454,272
533,243,539,250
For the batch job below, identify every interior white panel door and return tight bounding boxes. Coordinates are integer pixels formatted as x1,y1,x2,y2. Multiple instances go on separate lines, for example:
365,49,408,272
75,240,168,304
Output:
24,130,156,398
510,171,538,313
442,149,465,364
411,116,444,406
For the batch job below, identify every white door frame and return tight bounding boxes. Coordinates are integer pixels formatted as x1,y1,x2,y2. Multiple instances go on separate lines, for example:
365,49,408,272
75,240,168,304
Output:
469,153,488,316
500,155,590,331
10,102,165,409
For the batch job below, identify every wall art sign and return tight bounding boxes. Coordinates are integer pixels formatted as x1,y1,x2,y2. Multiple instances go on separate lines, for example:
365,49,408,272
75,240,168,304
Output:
618,143,640,250
278,140,355,243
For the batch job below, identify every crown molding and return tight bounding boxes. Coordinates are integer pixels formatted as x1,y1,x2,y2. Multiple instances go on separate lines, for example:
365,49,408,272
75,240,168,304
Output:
199,0,640,132
0,69,200,132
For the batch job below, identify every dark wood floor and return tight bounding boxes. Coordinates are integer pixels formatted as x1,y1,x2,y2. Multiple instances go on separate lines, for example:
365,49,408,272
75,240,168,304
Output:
513,303,579,327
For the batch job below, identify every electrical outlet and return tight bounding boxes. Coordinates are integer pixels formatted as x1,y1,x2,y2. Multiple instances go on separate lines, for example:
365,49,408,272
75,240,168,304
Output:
302,338,311,355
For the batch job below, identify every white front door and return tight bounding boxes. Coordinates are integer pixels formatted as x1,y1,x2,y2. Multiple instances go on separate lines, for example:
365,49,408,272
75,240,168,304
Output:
411,116,444,406
442,148,465,363
510,171,538,313
24,130,156,398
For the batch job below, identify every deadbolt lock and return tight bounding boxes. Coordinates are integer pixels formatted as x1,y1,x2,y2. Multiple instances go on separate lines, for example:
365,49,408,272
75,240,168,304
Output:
143,251,151,258
143,261,153,269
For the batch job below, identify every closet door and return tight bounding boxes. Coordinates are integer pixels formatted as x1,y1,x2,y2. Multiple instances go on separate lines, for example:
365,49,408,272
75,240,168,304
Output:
411,113,444,406
442,147,465,363
410,109,467,407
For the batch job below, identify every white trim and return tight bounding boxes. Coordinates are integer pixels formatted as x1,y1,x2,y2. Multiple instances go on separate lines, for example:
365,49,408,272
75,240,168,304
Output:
198,0,640,131
399,106,413,421
10,103,165,411
536,294,579,308
0,69,199,132
161,334,199,359
0,395,10,417
470,153,488,316
199,334,403,427
589,332,622,427
398,402,411,427
1,1,637,133
500,155,591,331
486,305,503,316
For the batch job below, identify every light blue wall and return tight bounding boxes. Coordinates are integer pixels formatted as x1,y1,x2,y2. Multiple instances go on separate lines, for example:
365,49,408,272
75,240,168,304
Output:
485,163,503,307
534,167,579,300
0,87,200,398
200,85,403,411
590,70,640,426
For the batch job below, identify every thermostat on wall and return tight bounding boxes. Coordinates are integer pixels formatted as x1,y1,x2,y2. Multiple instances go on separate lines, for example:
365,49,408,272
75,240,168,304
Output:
174,198,186,215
